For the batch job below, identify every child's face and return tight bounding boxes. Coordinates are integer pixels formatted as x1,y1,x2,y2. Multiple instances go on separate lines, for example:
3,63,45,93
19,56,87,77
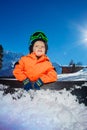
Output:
33,41,46,57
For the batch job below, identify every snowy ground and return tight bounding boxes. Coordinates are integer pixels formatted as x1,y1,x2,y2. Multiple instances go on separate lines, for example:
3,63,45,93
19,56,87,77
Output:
0,68,87,130
58,68,87,81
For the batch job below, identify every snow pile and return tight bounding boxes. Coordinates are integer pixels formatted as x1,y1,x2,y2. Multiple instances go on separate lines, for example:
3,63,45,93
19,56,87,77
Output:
58,68,87,81
0,87,87,130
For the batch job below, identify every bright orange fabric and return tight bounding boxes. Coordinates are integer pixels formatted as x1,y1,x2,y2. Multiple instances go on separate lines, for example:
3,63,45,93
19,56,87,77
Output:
13,52,57,83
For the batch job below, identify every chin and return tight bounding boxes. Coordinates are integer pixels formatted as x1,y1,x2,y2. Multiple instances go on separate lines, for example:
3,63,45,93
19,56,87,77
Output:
35,51,45,56
37,54,42,57
36,53,43,57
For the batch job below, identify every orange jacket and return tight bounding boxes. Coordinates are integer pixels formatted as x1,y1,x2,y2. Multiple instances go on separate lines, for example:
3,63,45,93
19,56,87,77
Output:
13,52,57,83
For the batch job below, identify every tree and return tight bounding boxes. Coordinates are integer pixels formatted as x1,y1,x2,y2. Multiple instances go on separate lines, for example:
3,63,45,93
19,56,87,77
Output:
69,59,76,73
76,62,82,66
0,44,3,69
69,59,75,66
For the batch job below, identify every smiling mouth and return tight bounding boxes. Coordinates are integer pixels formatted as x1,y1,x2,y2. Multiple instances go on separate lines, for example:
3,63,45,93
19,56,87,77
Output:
38,50,42,52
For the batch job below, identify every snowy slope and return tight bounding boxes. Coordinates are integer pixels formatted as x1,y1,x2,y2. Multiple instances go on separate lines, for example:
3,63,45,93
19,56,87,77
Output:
58,68,87,81
2,51,23,70
0,51,23,76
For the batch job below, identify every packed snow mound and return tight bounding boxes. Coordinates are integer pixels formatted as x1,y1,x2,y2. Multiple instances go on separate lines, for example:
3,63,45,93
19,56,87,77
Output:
0,87,87,130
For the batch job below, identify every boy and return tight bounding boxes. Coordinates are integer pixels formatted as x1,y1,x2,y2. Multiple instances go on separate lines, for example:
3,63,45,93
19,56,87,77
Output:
13,31,57,91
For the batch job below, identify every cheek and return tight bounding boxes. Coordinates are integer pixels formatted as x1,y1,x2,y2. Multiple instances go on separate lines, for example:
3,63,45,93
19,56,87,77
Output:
33,47,36,52
43,48,46,53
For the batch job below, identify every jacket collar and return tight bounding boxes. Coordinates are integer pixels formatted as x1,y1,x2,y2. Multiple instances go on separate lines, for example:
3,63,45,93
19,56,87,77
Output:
27,52,49,62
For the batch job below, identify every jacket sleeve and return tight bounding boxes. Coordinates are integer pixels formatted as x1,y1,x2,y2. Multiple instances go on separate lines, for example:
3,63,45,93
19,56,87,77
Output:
13,58,27,81
40,67,58,83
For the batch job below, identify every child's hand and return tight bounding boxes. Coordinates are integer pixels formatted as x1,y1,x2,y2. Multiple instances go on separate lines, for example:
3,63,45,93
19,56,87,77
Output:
34,78,43,90
23,78,33,91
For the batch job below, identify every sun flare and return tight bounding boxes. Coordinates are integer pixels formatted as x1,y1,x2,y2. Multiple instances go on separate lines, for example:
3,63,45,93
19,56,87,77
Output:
83,31,87,41
81,30,87,46
76,24,87,47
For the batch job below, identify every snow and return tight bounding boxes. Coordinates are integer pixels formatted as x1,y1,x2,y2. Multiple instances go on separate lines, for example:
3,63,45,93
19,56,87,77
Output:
0,89,87,130
58,68,87,81
0,68,87,130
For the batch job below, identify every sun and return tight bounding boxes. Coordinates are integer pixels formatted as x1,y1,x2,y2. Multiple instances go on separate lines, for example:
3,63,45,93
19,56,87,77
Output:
76,24,87,47
83,31,87,41
70,23,87,48
82,30,87,46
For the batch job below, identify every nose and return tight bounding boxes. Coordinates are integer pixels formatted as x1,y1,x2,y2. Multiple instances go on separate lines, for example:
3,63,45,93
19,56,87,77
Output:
38,46,42,49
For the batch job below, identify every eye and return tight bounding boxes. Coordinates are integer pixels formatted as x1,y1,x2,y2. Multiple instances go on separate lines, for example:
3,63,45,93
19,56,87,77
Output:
41,46,45,48
34,45,38,47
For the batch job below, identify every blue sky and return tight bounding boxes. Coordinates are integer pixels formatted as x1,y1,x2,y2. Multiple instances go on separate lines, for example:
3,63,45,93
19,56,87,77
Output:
0,0,87,65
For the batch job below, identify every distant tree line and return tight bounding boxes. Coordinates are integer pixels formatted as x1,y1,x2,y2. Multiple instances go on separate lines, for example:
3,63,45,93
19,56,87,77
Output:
69,59,82,66
0,44,3,69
